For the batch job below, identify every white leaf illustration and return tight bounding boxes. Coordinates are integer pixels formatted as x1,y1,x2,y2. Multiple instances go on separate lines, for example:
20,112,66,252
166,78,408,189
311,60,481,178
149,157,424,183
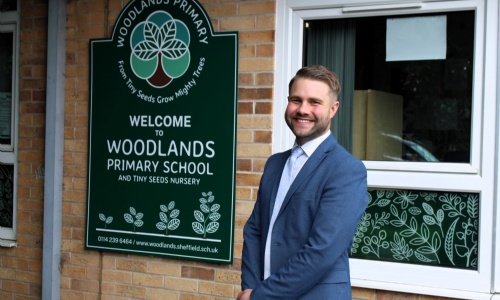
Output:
144,22,160,46
124,213,134,224
423,215,436,225
133,41,157,60
422,202,434,215
160,20,176,47
168,219,180,230
168,201,175,210
200,204,210,213
160,212,168,223
211,204,220,212
192,222,204,234
162,40,188,59
445,218,459,265
206,222,219,233
194,210,204,223
377,199,390,207
437,209,445,223
129,207,137,216
156,222,167,230
209,212,221,222
415,252,433,262
170,209,180,219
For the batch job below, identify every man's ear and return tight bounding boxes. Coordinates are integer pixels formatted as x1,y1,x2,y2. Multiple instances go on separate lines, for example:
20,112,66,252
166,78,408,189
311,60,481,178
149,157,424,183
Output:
330,101,340,118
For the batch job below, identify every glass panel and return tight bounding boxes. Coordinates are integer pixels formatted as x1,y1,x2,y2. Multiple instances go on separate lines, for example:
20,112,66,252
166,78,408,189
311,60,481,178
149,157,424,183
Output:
350,189,479,270
0,164,13,228
0,0,17,11
305,11,474,163
0,31,13,145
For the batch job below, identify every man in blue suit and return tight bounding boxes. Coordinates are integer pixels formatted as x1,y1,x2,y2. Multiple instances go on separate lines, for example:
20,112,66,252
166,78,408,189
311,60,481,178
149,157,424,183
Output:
238,65,368,299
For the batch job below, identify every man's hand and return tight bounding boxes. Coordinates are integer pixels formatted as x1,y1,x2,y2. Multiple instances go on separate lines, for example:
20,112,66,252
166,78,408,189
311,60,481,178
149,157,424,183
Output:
236,289,252,300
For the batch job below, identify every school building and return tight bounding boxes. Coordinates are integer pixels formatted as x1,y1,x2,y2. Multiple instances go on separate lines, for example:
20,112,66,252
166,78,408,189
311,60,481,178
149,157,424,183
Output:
1,0,499,299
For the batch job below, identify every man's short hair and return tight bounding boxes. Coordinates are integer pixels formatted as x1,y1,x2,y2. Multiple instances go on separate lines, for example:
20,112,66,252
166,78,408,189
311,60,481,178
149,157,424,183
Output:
288,65,341,101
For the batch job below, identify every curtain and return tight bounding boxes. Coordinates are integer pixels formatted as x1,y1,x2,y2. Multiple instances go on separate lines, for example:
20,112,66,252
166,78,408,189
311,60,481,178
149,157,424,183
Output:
304,19,356,152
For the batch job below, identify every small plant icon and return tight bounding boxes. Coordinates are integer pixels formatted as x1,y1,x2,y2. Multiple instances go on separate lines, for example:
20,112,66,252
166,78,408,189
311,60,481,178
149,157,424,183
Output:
156,201,180,235
98,213,113,228
192,191,220,238
124,207,144,231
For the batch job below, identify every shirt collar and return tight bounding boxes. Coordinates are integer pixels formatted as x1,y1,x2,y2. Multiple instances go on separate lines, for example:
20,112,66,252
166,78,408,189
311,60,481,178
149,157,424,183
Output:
293,131,331,157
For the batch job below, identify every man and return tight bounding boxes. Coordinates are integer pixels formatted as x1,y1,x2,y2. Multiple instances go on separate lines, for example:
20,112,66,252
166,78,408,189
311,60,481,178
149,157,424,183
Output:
238,65,368,299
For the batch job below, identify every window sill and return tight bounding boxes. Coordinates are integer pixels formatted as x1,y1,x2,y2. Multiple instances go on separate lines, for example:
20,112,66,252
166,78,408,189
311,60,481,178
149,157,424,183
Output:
0,238,17,248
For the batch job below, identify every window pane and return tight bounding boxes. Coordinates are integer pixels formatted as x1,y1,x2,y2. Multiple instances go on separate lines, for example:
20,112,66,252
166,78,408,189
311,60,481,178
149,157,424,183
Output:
305,11,474,163
0,0,16,11
0,164,14,228
0,32,13,145
350,189,479,270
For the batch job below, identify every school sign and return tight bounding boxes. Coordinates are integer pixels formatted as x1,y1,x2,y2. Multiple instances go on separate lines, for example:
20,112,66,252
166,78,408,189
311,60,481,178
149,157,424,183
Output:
86,0,238,263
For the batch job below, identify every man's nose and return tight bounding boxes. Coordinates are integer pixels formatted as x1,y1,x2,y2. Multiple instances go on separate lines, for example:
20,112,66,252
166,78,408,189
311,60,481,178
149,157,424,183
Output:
296,102,310,114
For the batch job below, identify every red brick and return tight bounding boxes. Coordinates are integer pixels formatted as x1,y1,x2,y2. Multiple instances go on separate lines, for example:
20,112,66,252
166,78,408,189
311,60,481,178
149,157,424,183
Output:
182,266,215,281
255,102,272,114
236,173,262,186
237,159,252,172
256,72,274,85
238,88,272,100
254,130,272,143
238,102,253,114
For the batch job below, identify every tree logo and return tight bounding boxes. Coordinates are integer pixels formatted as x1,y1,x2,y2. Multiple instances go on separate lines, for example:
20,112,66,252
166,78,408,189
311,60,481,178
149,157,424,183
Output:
130,11,190,88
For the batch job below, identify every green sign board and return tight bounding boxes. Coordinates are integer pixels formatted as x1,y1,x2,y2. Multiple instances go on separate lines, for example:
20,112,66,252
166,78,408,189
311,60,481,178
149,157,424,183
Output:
86,0,238,264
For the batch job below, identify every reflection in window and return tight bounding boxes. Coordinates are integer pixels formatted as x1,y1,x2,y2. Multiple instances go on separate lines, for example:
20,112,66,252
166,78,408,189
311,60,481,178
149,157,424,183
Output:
350,189,479,270
304,11,474,163
0,32,13,145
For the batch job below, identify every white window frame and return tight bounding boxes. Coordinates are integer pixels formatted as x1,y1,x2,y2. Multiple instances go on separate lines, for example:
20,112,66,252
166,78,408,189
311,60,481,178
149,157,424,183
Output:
0,7,19,246
274,0,498,298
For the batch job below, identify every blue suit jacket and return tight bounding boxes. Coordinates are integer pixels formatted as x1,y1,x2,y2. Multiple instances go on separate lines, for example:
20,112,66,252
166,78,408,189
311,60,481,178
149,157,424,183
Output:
241,134,368,299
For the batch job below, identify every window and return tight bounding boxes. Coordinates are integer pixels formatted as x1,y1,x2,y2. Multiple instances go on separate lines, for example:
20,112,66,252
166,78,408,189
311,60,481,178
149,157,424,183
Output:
304,11,473,164
0,0,18,246
275,0,496,297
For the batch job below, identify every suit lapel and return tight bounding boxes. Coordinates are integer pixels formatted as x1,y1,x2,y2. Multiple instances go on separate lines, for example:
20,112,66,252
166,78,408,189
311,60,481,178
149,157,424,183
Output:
276,135,337,218
268,150,291,217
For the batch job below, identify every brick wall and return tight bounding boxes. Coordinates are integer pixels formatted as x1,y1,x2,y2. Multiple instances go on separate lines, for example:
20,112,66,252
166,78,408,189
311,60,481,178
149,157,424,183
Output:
0,0,48,299
60,0,277,298
0,0,461,299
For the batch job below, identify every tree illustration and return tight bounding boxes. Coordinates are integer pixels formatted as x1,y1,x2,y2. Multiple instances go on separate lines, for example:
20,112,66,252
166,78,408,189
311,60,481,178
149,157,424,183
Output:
124,207,144,231
156,201,180,235
98,213,113,228
192,191,220,238
130,11,191,88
